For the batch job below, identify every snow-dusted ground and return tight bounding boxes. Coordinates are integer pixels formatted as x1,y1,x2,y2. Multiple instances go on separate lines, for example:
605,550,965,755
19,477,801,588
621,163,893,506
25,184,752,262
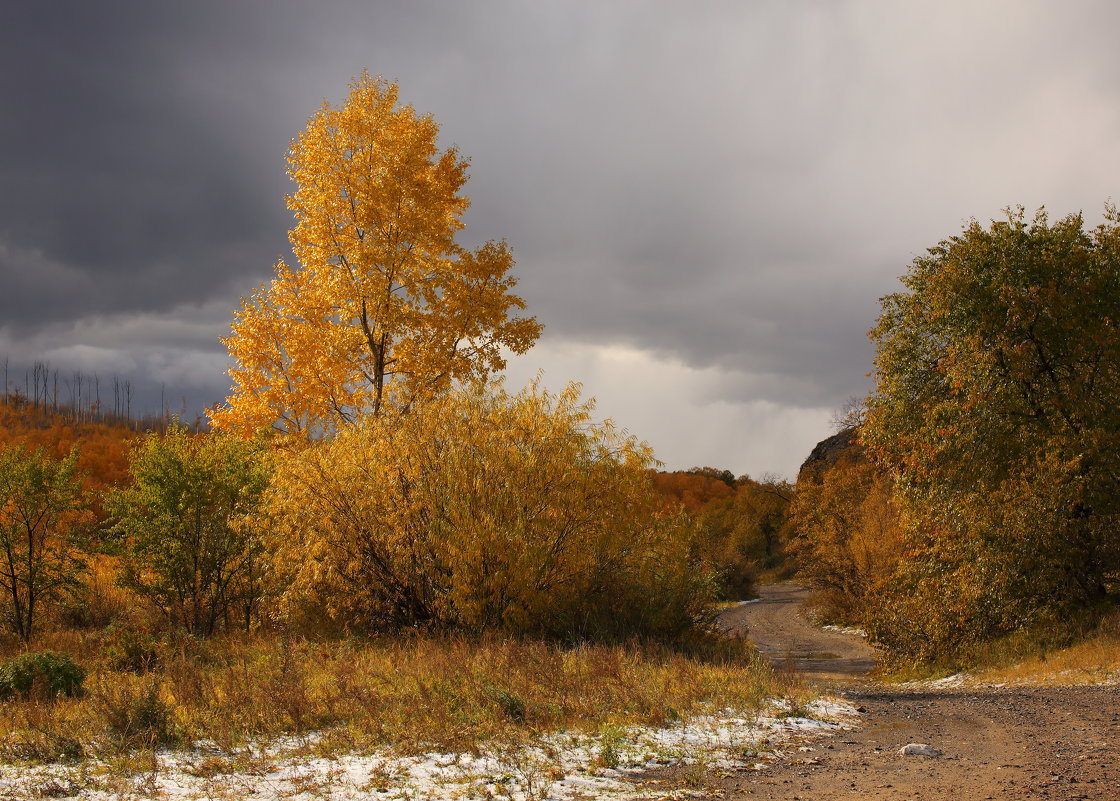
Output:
901,672,970,689
0,698,859,800
902,666,1120,690
819,624,867,638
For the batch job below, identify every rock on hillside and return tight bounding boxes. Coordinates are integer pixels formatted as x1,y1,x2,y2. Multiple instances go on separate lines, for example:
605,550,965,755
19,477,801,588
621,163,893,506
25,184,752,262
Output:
797,426,865,484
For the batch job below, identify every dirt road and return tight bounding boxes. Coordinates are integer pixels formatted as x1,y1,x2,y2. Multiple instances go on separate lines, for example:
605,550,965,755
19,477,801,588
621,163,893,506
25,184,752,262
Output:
717,584,875,680
708,584,1120,800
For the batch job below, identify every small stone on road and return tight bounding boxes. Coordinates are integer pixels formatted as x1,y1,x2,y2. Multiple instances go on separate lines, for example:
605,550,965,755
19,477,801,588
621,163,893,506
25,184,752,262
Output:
899,743,943,757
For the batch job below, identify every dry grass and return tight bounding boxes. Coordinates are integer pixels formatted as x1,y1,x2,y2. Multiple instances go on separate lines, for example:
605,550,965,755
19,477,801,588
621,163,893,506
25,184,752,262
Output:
970,625,1120,687
0,630,786,766
882,612,1120,686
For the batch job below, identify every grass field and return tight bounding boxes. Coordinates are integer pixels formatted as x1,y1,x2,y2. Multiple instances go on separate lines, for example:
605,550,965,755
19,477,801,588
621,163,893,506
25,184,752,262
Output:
0,631,858,799
0,630,797,761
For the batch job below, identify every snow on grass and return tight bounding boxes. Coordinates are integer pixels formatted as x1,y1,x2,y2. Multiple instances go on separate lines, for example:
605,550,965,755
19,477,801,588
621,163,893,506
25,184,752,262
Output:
0,698,859,800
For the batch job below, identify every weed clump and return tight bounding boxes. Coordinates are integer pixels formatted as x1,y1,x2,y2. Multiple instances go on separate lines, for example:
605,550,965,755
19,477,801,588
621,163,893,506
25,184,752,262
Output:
99,682,179,747
485,685,528,723
103,626,159,673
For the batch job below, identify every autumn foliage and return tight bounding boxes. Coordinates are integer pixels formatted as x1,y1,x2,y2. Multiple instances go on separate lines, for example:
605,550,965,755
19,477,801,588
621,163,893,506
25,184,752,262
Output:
651,469,794,599
211,74,540,437
787,429,904,625
775,206,1120,667
854,207,1120,662
262,381,714,639
0,76,759,653
0,398,137,520
651,470,734,513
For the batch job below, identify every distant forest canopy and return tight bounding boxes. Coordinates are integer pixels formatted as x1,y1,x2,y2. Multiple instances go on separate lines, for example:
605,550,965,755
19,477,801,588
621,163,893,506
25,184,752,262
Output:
652,467,796,595
1,358,204,432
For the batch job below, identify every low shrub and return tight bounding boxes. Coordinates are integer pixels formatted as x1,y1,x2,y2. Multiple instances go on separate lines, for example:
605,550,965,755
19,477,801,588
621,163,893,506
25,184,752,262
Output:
265,381,716,641
103,626,159,673
485,684,528,723
0,651,85,701
98,680,178,747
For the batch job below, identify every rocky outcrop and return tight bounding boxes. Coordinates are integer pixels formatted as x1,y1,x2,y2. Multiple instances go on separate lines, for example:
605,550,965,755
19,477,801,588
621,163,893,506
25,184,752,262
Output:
797,426,865,485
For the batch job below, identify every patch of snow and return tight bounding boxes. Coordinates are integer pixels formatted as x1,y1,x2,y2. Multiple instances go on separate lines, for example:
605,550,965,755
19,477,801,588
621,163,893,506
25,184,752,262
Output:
898,664,1120,690
926,672,968,688
820,624,868,638
900,672,969,689
0,698,860,800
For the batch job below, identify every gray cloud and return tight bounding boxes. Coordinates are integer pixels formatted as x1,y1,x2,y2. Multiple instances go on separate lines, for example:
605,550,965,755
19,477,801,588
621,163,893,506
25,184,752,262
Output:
2,1,1118,469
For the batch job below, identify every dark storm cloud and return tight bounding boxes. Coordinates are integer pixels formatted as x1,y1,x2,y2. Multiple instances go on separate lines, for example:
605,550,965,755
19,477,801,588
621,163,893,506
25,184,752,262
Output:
457,0,1120,407
2,0,1119,442
0,3,296,329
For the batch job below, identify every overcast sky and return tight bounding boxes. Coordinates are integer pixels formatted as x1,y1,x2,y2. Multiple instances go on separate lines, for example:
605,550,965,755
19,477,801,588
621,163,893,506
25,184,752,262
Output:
2,1,1118,478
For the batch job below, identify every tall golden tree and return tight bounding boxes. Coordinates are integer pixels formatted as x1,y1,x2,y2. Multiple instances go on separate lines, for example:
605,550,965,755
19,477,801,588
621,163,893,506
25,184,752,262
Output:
211,73,541,435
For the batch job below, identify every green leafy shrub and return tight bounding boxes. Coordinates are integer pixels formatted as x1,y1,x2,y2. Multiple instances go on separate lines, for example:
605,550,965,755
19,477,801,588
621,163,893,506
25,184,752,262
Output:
0,651,86,700
108,425,273,636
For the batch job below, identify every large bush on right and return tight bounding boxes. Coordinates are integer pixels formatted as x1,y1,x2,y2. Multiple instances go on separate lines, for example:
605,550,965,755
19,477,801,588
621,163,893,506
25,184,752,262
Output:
863,206,1120,664
263,381,713,640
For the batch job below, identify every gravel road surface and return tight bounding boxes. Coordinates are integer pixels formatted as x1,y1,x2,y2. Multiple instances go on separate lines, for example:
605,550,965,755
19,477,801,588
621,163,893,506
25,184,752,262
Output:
701,584,1120,800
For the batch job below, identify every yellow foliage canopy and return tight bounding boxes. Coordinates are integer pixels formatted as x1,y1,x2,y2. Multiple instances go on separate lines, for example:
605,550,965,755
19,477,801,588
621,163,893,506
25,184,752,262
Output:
211,74,541,436
260,380,713,639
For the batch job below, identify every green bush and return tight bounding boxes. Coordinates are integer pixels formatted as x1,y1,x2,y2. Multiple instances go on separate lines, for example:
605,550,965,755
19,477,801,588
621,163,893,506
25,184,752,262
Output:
864,206,1120,662
108,425,273,636
0,651,86,701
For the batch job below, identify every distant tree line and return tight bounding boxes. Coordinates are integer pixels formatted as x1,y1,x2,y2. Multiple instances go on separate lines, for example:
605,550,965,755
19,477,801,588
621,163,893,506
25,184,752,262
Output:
2,358,201,433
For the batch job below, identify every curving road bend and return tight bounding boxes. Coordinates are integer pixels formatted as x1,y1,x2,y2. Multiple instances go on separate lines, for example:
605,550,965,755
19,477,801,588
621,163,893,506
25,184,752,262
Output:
718,582,876,680
701,583,1120,800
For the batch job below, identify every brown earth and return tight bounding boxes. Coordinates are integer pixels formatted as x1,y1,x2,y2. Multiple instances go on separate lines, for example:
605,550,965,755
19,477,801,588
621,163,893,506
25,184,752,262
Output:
716,583,876,679
666,584,1120,800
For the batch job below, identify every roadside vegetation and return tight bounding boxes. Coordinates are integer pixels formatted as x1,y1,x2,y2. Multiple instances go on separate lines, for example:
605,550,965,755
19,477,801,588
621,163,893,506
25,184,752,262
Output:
0,630,779,764
0,383,790,766
790,205,1120,676
0,74,798,788
966,615,1120,687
